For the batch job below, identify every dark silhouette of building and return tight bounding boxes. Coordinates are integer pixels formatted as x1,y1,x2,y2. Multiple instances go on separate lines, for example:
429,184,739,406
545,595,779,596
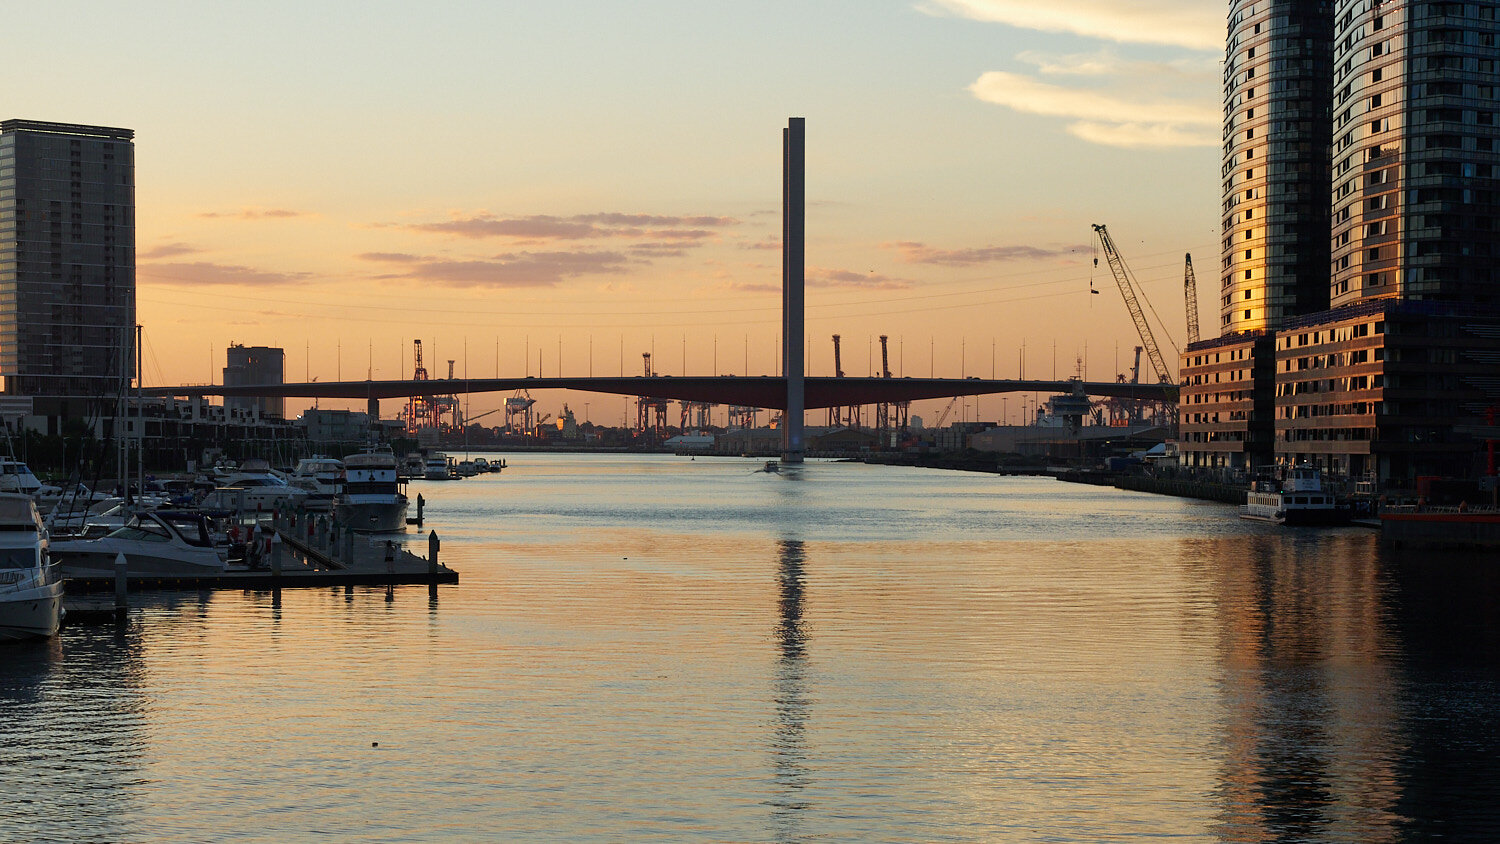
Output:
0,120,135,429
223,344,285,420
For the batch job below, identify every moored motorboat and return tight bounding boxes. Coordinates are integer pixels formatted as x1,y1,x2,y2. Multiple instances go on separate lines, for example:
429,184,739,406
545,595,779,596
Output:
335,449,409,533
289,456,344,511
424,453,453,481
215,459,309,510
51,510,227,578
0,493,63,641
0,458,43,497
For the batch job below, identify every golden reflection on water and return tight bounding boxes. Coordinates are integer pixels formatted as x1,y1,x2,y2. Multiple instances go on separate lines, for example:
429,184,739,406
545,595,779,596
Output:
2,455,1499,841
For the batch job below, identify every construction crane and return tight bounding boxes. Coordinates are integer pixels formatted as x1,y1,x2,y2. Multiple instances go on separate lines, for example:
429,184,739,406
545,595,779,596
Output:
935,395,960,428
828,335,845,426
1091,223,1176,384
1184,253,1201,346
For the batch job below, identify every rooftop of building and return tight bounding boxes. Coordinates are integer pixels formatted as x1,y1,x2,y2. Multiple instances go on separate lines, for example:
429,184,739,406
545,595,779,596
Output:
0,119,134,141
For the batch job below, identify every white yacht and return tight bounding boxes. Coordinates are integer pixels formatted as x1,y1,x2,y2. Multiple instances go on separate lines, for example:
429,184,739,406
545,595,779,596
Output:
399,452,426,481
424,453,453,481
1241,463,1350,526
0,458,43,497
214,459,309,510
0,493,63,641
335,449,409,533
35,482,111,516
289,457,344,511
51,510,227,578
44,498,132,539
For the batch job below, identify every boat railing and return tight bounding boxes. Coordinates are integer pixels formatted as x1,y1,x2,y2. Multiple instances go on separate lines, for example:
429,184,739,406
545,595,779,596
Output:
1382,504,1500,516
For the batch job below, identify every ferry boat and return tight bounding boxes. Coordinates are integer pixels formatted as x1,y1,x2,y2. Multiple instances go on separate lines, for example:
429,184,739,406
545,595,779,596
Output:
1240,463,1350,525
335,449,409,533
0,493,63,641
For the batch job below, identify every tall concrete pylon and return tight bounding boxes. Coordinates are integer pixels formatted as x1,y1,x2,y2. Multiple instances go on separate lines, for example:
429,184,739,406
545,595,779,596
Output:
781,117,805,464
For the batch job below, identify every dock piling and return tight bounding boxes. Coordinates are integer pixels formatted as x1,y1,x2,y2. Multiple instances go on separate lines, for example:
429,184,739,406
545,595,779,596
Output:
428,531,440,576
271,533,283,582
113,552,128,613
416,494,424,528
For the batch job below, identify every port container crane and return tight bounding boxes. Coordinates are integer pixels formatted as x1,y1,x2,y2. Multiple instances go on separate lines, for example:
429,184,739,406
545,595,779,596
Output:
1091,224,1176,384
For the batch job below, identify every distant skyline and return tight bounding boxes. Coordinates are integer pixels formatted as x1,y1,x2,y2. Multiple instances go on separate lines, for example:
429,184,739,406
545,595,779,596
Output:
9,0,1224,423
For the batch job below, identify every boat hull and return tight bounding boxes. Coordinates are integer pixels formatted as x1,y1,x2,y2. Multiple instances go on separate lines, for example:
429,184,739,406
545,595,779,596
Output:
52,545,226,579
334,500,410,533
1281,507,1352,526
0,582,64,641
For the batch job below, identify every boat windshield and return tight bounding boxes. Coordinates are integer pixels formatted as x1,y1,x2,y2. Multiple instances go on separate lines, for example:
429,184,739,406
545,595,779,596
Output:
0,547,38,569
108,521,173,542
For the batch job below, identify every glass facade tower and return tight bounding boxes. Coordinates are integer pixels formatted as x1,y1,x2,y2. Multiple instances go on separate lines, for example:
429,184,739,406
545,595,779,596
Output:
1221,0,1335,333
1329,0,1500,306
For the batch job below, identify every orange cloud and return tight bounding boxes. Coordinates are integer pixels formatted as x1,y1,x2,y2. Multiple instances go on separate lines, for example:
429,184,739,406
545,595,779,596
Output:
886,241,1086,266
358,250,631,288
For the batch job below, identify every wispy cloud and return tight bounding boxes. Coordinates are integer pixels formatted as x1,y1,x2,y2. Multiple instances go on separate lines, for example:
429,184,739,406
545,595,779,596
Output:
400,212,738,243
808,267,913,291
887,241,1086,266
967,71,1217,148
920,0,1220,51
723,281,781,294
358,250,631,288
1015,48,1216,79
139,242,201,259
199,208,314,220
139,261,314,286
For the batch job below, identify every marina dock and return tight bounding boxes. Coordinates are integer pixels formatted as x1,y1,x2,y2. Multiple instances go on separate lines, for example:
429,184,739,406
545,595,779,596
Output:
63,511,458,596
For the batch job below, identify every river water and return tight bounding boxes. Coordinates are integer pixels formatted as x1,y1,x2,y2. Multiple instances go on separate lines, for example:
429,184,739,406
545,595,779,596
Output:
2,454,1498,842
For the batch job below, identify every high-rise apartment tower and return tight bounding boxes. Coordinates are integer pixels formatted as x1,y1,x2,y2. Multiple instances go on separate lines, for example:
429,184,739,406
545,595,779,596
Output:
1329,0,1500,306
1220,0,1335,333
0,120,135,422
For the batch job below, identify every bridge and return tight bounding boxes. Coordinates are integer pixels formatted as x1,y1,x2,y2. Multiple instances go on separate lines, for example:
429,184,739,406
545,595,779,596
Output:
140,119,1178,460
140,375,1176,410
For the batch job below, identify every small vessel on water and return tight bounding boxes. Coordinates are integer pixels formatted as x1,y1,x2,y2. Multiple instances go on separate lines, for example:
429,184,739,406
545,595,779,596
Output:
424,452,453,481
1240,463,1349,525
51,510,227,578
0,458,43,497
215,459,309,510
289,456,344,511
399,452,426,481
335,449,409,533
0,493,63,641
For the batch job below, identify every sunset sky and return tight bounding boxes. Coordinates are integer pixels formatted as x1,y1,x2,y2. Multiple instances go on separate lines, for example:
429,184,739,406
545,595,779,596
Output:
11,0,1224,425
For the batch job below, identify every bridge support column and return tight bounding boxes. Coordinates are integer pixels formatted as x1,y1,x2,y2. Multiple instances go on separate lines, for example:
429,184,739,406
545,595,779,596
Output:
367,397,379,422
781,117,805,464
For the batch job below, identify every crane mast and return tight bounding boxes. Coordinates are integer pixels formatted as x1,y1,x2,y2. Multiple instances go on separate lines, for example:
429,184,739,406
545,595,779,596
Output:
1092,224,1174,384
1184,253,1201,346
